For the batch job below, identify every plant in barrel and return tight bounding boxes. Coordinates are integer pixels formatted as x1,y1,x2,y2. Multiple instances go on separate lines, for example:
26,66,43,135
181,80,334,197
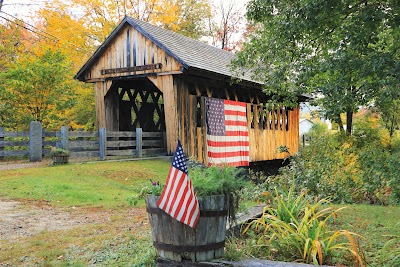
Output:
50,147,70,165
145,140,247,263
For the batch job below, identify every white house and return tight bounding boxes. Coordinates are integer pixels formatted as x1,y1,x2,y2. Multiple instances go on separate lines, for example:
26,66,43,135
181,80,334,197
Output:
299,119,314,136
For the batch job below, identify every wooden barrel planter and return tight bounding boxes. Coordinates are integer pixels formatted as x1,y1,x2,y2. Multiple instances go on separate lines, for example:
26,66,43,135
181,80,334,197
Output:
146,195,228,262
52,154,69,165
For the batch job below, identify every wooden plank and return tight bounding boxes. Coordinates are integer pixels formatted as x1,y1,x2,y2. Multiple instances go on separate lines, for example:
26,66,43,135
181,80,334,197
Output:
142,132,163,138
70,151,99,158
3,132,29,137
1,141,29,147
69,141,99,149
197,127,203,163
107,131,136,138
142,139,163,147
43,131,60,137
142,148,166,156
0,150,29,157
107,140,136,148
106,149,135,156
69,131,98,138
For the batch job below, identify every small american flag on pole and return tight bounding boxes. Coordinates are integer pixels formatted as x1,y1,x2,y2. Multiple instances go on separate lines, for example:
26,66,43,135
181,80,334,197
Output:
157,140,200,228
206,97,249,167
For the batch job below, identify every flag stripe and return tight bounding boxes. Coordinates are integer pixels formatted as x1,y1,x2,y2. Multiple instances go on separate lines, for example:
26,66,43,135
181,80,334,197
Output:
157,140,200,228
206,97,250,167
207,140,250,147
208,150,250,158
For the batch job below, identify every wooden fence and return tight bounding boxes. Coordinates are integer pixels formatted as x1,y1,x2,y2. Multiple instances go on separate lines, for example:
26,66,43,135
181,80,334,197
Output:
0,124,166,161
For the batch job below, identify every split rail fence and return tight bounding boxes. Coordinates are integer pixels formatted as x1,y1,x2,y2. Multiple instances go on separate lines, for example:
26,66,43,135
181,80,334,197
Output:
0,122,166,162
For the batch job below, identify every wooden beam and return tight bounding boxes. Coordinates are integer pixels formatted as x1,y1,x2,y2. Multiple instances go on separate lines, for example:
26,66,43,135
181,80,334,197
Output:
101,63,162,75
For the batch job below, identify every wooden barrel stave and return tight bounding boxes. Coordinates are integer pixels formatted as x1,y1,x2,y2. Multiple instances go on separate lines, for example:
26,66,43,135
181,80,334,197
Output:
146,195,228,262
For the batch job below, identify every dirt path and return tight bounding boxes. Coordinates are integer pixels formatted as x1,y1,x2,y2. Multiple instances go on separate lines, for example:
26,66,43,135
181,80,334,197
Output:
0,199,114,240
0,160,51,171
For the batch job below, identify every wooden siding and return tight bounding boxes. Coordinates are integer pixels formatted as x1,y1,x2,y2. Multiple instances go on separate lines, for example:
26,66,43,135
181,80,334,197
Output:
248,105,299,161
174,76,300,163
148,75,178,154
83,25,182,82
94,81,113,129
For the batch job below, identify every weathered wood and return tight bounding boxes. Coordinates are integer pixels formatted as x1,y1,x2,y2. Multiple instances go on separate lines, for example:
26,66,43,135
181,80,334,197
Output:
142,139,163,147
1,141,29,147
69,141,99,149
101,63,162,75
106,140,136,148
142,148,166,156
43,131,59,137
3,132,29,137
142,132,164,138
107,131,136,138
0,150,29,157
70,151,99,158
61,126,69,151
136,128,143,157
69,131,99,138
106,149,135,156
146,195,228,263
99,128,107,160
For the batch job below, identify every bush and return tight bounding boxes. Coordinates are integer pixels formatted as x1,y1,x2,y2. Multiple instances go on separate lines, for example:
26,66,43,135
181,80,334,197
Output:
278,117,400,204
243,189,365,266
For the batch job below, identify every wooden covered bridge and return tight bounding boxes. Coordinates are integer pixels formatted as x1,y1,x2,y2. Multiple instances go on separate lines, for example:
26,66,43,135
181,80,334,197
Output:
75,17,304,166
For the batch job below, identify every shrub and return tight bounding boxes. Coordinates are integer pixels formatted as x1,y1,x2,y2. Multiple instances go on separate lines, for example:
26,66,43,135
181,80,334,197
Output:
243,189,365,266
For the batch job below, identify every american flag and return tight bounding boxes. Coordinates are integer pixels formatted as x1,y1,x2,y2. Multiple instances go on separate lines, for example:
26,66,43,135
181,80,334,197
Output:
206,98,249,167
157,140,200,228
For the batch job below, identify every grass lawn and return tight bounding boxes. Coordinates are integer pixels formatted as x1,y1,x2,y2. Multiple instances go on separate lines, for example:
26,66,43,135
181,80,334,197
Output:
0,159,171,266
0,159,399,266
0,159,171,208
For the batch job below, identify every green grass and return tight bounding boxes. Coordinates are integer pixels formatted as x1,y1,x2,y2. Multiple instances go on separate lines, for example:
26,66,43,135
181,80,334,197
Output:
333,204,400,266
0,159,171,208
1,160,399,266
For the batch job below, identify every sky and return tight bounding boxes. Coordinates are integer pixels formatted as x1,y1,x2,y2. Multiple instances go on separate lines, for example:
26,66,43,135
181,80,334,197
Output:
1,0,250,19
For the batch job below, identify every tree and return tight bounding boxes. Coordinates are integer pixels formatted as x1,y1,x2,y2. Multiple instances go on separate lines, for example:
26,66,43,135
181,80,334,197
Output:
0,50,76,130
232,0,399,134
207,0,246,51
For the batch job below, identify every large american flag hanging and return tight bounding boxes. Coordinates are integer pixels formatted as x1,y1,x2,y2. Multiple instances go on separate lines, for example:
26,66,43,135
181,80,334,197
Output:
206,97,250,167
157,140,200,228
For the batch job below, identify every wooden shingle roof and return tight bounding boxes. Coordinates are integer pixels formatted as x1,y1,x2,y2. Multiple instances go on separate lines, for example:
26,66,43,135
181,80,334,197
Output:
75,16,258,84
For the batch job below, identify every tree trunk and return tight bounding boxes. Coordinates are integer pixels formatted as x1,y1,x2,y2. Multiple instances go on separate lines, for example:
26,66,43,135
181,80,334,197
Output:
389,115,395,138
346,110,353,135
336,114,344,132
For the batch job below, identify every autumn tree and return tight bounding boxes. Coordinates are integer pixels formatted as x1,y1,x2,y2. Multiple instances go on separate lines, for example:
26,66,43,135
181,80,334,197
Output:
0,50,76,130
208,0,246,51
232,0,399,134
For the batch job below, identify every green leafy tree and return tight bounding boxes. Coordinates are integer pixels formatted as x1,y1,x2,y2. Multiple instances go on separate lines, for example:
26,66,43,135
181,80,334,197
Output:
0,50,76,130
232,0,399,134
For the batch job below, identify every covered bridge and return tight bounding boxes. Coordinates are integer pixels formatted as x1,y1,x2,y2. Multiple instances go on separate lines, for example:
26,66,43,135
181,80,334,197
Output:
75,17,303,166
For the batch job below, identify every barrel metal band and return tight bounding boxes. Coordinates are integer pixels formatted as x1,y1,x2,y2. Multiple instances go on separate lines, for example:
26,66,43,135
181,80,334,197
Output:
146,207,227,217
153,240,225,253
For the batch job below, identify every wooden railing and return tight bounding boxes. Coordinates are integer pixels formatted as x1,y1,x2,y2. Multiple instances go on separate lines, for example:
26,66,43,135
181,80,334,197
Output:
0,124,166,161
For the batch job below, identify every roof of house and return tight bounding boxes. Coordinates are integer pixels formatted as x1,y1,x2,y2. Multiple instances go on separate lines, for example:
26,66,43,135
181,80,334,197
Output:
75,16,257,84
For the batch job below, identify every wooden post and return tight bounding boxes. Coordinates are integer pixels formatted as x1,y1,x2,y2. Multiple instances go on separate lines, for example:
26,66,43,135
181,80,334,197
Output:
136,128,142,157
0,126,4,160
302,134,305,147
163,131,167,155
29,121,42,162
61,126,69,150
99,128,107,160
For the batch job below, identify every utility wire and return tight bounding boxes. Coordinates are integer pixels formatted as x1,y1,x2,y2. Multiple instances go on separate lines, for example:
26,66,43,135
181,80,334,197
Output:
0,10,93,54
